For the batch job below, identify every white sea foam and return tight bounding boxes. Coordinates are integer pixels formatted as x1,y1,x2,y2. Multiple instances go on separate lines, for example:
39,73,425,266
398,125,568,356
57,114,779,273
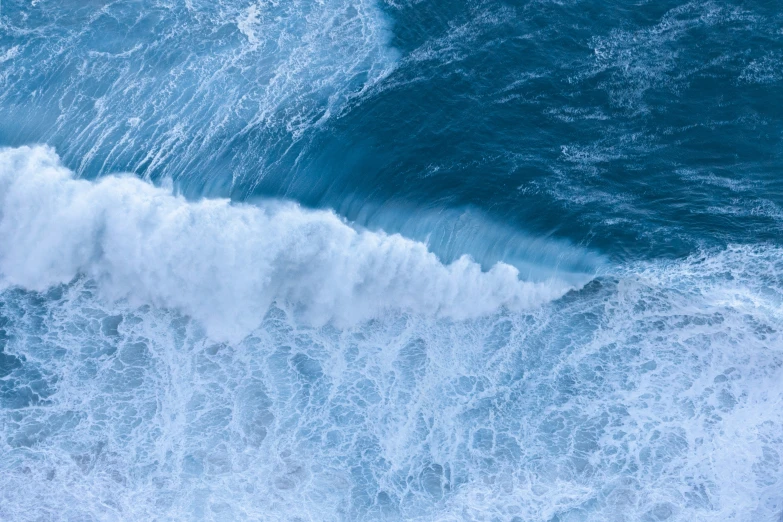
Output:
0,235,781,521
0,146,578,341
1,150,781,522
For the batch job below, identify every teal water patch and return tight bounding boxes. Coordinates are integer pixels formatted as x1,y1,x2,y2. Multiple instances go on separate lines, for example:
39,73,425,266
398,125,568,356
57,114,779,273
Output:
2,0,781,260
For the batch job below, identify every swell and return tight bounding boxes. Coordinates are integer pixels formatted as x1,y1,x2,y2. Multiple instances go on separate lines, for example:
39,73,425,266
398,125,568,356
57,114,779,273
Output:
0,145,594,341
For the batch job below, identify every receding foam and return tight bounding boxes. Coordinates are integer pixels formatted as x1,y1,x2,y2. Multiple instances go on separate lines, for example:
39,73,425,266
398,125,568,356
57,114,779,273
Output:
0,0,399,190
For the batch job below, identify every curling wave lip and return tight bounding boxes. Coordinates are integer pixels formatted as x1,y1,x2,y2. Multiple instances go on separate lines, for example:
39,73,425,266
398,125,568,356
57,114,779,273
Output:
0,145,586,342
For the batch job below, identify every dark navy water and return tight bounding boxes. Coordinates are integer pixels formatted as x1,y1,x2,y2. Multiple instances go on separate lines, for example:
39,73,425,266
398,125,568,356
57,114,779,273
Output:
1,1,782,520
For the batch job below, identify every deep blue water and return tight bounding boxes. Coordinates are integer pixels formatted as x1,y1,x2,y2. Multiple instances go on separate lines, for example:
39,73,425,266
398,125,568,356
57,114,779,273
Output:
1,0,782,520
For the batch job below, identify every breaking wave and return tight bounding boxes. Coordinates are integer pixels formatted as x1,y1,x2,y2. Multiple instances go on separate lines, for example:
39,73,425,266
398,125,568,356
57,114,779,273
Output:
0,146,587,342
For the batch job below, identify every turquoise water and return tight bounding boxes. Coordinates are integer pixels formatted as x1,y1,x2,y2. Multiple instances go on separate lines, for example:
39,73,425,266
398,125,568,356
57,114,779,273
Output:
1,0,782,520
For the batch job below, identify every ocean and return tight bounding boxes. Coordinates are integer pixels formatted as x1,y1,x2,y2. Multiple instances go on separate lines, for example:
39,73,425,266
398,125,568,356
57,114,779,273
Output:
0,0,782,520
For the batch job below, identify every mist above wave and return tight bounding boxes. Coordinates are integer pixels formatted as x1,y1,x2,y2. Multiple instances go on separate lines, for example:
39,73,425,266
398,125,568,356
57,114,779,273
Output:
0,146,587,341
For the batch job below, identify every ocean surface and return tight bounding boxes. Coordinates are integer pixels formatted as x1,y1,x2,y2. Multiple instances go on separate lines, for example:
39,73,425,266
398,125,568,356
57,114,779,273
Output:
1,0,782,520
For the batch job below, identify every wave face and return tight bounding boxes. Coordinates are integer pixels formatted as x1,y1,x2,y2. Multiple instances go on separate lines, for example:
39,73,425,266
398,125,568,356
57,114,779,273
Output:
2,0,783,520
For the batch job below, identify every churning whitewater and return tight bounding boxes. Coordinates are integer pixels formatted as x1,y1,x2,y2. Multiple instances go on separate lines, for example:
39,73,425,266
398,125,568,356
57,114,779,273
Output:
2,0,783,521
0,146,576,340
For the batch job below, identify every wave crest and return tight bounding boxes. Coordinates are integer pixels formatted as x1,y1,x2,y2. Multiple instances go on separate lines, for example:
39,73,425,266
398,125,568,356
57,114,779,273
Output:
0,146,584,341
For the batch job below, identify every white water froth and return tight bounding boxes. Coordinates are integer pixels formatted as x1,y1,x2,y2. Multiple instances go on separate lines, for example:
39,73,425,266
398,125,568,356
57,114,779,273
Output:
0,241,781,520
0,146,577,341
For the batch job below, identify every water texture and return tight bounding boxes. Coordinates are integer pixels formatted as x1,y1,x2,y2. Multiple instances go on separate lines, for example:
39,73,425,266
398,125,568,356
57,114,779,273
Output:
0,0,782,520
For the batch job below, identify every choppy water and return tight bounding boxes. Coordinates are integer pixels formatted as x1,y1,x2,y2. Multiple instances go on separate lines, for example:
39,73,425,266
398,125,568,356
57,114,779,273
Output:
1,0,782,520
